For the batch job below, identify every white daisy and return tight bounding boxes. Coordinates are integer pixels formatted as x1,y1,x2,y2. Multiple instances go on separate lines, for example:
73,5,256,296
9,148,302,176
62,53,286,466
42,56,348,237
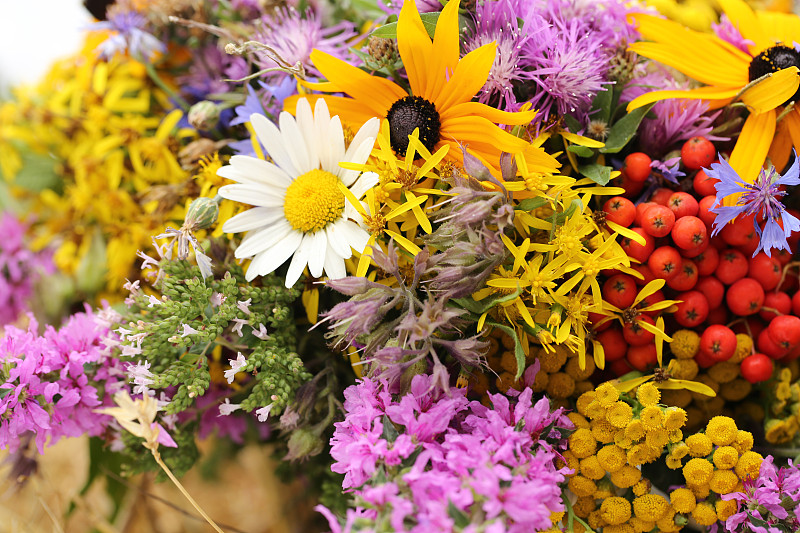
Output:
218,98,380,286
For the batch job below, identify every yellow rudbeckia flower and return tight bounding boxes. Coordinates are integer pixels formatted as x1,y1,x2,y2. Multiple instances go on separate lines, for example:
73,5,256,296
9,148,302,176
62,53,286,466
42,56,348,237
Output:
285,0,559,178
627,0,800,185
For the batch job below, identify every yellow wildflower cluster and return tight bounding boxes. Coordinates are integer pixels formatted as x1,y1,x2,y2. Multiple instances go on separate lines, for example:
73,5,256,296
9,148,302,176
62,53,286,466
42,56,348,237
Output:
764,367,800,444
473,154,638,371
0,34,232,301
666,416,763,526
559,382,689,531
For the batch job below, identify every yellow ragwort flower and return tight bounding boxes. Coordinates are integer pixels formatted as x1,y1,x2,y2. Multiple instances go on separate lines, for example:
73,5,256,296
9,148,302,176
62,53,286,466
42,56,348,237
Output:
600,497,632,526
569,428,598,459
670,329,701,359
607,401,634,428
637,382,661,406
713,446,740,470
597,444,627,473
692,502,718,526
686,433,714,457
735,451,765,480
610,465,642,488
640,406,665,432
670,487,697,514
710,469,739,494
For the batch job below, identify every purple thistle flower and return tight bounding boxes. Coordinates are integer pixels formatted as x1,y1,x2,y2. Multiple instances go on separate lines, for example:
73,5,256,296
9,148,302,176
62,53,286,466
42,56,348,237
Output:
525,16,610,127
176,45,247,100
712,14,755,54
462,0,549,111
377,0,442,16
92,11,166,62
707,155,800,257
252,7,357,82
622,68,728,156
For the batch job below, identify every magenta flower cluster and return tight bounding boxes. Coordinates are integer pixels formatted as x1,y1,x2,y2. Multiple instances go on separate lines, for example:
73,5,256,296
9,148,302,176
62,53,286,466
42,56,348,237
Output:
0,307,126,454
0,213,53,326
723,456,800,533
318,374,572,532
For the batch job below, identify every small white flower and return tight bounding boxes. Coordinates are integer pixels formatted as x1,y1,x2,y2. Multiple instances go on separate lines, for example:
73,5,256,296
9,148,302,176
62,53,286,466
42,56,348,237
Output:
180,323,199,337
128,360,155,396
121,344,143,357
253,323,269,340
137,250,160,270
147,295,162,308
231,318,248,337
218,399,242,417
224,352,248,384
123,279,141,293
210,292,227,307
218,98,380,286
237,298,253,315
255,403,274,422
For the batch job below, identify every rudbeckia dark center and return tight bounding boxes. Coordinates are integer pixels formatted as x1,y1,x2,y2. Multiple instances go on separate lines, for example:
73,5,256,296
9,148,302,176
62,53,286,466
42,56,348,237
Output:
386,96,440,157
748,45,800,105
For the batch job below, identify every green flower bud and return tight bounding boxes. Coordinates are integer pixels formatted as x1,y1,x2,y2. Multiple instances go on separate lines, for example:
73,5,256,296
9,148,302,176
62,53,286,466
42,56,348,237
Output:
185,197,219,231
188,100,221,130
284,428,324,461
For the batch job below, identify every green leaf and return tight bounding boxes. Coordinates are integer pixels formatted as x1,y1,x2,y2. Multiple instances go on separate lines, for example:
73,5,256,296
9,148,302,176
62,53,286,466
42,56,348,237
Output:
78,437,128,522
452,289,521,315
591,87,613,124
13,149,61,192
600,103,656,154
382,415,399,442
371,11,440,38
487,322,526,379
562,114,582,135
577,163,612,185
447,502,471,529
567,144,595,158
516,196,548,212
75,229,108,295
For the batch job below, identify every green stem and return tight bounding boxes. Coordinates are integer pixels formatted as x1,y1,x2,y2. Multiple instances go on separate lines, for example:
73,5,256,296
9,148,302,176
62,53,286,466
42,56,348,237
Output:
144,61,190,111
151,449,225,533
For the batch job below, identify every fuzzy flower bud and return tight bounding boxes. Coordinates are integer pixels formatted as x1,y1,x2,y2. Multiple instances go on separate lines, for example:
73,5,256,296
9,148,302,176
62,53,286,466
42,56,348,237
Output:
184,197,220,231
188,101,221,130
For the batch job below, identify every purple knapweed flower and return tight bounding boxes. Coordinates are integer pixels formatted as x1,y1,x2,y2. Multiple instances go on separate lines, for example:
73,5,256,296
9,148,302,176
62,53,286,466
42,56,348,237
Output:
707,155,800,257
377,0,442,16
92,11,166,62
252,7,357,82
712,14,755,54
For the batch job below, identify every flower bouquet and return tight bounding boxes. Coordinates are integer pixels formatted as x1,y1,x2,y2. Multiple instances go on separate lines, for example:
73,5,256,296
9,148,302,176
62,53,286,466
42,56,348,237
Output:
2,0,800,531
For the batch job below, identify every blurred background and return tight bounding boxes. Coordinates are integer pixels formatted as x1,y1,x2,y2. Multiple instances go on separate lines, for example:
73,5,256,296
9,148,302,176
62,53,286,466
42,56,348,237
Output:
0,1,90,93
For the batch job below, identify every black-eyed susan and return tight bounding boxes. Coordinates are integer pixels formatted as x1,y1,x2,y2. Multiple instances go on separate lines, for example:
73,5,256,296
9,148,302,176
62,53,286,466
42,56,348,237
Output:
285,0,559,179
626,0,800,185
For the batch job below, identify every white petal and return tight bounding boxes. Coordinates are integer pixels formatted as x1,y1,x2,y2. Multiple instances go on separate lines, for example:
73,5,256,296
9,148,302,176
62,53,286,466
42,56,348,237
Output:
245,230,302,282
235,220,292,258
325,116,346,176
285,234,313,288
307,230,327,278
325,223,352,259
344,117,380,162
279,111,312,175
295,98,319,170
348,172,380,200
338,220,371,254
250,113,298,176
222,207,284,233
323,240,347,280
219,184,284,208
223,155,293,188
339,137,377,187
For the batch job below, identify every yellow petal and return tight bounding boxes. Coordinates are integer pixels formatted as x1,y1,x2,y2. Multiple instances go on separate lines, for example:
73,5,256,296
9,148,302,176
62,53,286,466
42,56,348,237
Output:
660,379,717,397
632,279,666,306
740,67,800,113
435,41,496,112
614,375,653,393
728,108,776,187
626,85,740,112
426,0,462,101
756,11,800,51
440,100,537,126
385,229,422,255
397,0,434,97
718,0,771,52
561,131,605,148
309,49,405,116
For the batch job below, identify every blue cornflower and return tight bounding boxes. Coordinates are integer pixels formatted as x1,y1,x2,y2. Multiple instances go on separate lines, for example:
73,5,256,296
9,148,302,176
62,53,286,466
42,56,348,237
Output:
708,155,800,257
92,11,165,63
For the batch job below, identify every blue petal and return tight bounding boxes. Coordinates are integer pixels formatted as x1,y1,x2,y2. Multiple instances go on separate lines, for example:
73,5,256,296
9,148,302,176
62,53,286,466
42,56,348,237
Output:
776,150,800,187
710,205,746,237
759,218,792,257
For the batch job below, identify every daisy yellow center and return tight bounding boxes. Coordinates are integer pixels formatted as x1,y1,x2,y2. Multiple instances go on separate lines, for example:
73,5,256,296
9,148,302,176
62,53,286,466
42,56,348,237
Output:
283,169,345,233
